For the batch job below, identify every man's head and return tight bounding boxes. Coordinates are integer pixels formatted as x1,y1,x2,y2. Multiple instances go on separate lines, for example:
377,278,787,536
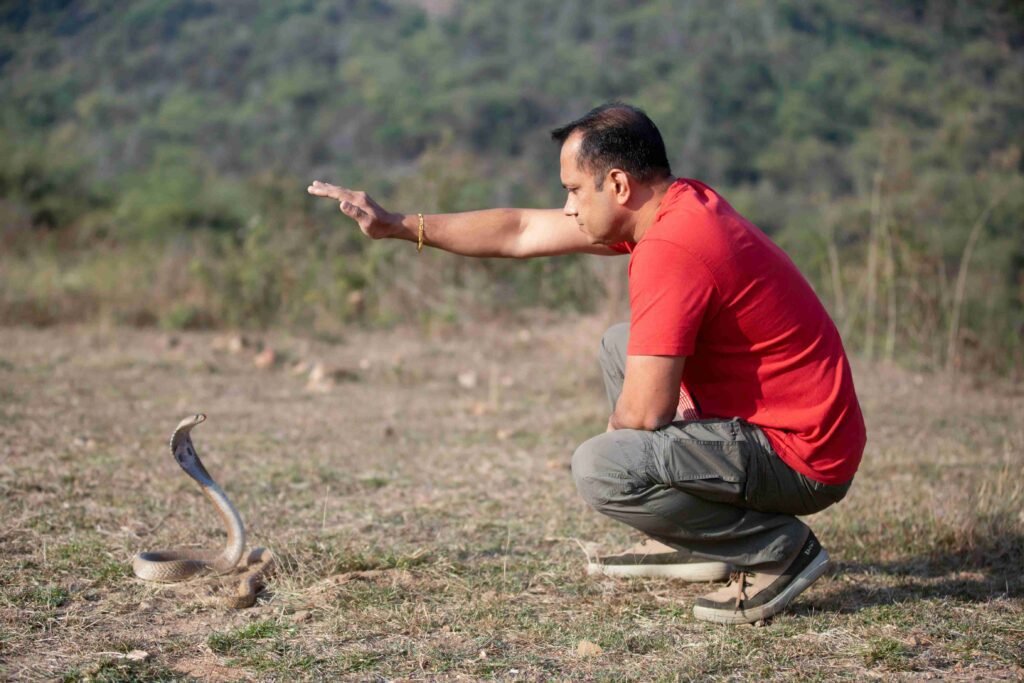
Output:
552,103,673,244
551,102,672,189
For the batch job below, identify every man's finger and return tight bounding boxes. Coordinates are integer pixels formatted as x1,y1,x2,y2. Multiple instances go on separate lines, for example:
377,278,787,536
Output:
307,184,342,198
339,200,366,218
307,181,356,202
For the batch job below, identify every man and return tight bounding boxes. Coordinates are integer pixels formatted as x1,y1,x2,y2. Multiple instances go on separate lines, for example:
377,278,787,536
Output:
307,103,866,624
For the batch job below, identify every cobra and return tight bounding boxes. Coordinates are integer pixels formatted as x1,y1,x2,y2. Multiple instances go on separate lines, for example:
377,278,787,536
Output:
132,414,273,608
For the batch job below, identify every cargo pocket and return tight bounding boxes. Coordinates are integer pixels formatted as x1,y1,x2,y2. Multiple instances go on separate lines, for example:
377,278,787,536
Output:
653,427,750,507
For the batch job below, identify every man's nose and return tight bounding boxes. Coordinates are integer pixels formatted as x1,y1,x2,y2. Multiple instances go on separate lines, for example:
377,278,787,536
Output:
564,196,577,216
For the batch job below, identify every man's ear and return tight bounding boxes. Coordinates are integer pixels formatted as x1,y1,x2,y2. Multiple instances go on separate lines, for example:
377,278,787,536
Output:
608,169,631,205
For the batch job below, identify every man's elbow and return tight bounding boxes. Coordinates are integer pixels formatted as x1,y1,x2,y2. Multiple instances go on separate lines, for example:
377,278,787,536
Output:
641,411,675,431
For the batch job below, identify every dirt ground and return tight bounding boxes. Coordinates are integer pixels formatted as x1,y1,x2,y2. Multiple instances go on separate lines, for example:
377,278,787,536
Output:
1,315,1021,681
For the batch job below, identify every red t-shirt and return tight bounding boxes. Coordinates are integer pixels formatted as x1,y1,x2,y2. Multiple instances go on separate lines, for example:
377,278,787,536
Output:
611,178,865,484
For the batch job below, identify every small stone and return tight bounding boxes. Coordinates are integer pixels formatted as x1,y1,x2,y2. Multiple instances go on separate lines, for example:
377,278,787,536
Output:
347,289,365,315
457,370,478,389
307,363,330,391
254,347,276,369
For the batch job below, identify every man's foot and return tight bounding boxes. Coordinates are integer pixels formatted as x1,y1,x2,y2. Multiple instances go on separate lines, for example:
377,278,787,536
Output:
587,538,732,581
692,530,830,624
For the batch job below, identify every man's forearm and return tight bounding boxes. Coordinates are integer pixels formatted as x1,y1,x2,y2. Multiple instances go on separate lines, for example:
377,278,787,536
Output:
387,209,528,258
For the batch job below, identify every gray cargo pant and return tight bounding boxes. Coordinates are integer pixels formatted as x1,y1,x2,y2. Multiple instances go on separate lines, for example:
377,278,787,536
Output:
572,323,852,568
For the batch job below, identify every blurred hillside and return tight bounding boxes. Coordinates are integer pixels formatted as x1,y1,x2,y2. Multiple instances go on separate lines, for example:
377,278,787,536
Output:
1,0,1022,374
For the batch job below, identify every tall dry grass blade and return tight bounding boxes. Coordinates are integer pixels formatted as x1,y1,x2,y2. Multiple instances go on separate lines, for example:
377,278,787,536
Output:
946,192,1004,375
881,199,897,363
864,170,883,360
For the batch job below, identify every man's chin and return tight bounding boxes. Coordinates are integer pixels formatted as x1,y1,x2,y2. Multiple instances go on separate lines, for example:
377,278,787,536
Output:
578,225,610,245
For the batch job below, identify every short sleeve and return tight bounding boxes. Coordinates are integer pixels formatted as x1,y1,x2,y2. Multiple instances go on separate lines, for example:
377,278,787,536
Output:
626,240,717,357
608,241,635,254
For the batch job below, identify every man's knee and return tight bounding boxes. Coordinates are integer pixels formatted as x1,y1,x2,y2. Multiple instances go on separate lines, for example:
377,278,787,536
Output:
572,430,642,510
572,435,611,509
599,322,630,366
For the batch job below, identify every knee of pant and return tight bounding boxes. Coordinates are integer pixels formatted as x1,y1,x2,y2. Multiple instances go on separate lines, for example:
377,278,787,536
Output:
572,433,623,509
599,322,630,365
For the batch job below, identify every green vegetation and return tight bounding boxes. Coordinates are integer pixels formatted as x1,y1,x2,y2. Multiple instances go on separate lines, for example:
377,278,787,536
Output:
861,636,916,671
11,586,69,609
1,1,1022,373
206,619,289,656
57,657,183,683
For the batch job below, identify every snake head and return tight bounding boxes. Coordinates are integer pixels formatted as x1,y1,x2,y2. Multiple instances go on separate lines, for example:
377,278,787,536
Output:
170,414,213,483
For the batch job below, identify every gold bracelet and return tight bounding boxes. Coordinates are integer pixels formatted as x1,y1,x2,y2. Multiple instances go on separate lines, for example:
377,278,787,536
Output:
417,213,425,253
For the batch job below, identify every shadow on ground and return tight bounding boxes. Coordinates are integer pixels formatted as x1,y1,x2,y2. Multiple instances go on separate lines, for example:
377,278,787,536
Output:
802,534,1023,615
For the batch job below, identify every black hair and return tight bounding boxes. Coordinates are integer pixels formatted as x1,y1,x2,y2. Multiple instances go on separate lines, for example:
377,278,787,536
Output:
550,102,671,188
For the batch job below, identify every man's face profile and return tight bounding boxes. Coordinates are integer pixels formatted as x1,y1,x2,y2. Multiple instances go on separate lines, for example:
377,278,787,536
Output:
559,132,617,245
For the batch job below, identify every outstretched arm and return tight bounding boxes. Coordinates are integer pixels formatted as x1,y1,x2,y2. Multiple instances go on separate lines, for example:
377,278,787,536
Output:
307,181,619,258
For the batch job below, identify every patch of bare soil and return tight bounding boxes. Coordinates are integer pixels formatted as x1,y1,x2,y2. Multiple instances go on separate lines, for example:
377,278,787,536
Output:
0,315,1021,680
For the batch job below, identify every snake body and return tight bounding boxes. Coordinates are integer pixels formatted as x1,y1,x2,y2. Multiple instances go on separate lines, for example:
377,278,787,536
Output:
132,414,273,608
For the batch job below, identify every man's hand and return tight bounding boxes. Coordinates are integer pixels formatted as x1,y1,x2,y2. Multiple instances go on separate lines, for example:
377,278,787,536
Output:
307,181,402,239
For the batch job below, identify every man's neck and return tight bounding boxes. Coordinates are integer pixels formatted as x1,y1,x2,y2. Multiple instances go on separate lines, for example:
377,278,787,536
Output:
631,175,677,242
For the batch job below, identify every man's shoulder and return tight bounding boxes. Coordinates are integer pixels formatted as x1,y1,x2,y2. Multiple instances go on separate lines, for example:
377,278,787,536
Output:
647,180,731,244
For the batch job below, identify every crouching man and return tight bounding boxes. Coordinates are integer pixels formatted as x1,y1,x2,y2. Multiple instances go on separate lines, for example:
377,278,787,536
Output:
308,102,866,624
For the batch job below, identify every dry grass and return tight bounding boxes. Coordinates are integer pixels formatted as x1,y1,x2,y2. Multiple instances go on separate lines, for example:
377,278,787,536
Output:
0,314,1021,681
